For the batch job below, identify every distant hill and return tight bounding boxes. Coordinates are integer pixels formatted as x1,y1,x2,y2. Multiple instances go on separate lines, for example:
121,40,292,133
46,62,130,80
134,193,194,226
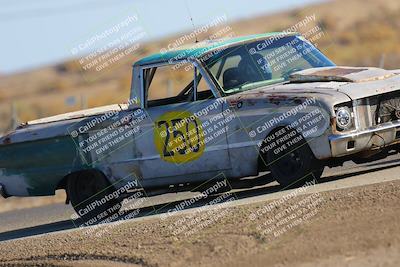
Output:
0,0,399,133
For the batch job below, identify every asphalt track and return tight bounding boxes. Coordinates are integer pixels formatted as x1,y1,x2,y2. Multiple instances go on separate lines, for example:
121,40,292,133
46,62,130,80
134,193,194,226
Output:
0,153,399,243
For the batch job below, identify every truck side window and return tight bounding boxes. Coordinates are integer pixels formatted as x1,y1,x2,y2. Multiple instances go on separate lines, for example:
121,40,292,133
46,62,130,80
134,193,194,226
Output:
147,64,193,100
145,62,195,107
145,62,215,107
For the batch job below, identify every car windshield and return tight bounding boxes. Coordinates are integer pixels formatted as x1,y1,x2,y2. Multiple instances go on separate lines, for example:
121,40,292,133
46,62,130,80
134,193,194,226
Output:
204,35,335,95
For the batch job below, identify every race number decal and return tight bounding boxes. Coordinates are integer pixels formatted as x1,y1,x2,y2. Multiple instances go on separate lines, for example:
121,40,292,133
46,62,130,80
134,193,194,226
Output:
154,111,205,163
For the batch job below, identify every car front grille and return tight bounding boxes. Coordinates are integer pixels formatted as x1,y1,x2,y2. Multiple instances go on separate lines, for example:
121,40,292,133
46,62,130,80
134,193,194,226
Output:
376,91,400,124
355,90,400,129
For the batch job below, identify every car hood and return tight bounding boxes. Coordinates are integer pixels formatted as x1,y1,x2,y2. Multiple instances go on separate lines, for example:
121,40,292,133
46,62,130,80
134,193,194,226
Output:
288,66,400,99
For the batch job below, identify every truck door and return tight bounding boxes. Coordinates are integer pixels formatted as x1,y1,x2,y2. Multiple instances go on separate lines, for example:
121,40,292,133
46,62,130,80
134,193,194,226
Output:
134,62,231,185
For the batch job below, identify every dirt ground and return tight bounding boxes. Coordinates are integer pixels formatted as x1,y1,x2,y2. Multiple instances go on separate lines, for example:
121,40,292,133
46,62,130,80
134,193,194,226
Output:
0,179,399,267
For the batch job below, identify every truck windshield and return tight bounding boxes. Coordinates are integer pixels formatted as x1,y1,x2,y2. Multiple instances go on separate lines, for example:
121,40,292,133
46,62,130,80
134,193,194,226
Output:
204,35,335,95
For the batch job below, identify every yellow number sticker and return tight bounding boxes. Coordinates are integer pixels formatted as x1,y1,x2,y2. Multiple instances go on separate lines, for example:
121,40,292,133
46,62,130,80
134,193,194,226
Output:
154,111,205,163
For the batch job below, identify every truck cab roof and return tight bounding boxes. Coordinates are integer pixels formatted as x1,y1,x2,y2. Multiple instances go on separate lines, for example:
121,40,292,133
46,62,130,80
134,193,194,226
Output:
133,32,298,67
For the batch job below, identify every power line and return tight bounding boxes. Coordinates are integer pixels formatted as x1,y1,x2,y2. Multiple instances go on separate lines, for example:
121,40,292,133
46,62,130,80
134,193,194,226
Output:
0,0,133,22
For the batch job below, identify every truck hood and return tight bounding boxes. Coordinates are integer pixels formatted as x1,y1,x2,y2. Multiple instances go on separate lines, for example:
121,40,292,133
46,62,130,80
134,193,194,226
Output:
288,66,400,99
290,66,395,83
24,104,129,126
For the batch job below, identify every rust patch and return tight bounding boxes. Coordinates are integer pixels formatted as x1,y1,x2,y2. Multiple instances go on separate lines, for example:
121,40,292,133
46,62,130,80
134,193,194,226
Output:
294,96,310,103
228,99,239,108
17,123,28,129
292,67,396,83
228,96,243,108
311,68,367,77
266,95,289,105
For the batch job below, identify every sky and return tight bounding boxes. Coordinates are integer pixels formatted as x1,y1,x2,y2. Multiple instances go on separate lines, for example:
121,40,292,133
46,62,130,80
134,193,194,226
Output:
0,0,323,74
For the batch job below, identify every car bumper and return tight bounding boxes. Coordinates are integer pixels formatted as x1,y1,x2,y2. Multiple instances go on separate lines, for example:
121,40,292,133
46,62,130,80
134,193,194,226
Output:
329,120,400,157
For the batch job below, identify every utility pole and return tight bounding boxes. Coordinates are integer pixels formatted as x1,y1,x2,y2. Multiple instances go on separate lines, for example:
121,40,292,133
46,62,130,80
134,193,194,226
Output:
379,53,386,69
167,79,173,98
80,94,88,110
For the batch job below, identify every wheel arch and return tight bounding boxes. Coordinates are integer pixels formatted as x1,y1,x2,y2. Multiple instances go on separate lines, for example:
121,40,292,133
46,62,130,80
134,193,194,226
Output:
257,125,286,172
257,125,318,172
56,168,108,191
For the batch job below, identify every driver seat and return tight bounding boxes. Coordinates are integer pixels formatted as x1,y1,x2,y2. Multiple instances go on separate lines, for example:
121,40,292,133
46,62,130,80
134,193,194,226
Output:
223,68,242,89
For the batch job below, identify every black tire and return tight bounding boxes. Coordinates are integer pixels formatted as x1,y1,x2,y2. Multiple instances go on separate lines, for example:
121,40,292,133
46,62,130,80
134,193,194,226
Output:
265,127,323,188
67,171,121,223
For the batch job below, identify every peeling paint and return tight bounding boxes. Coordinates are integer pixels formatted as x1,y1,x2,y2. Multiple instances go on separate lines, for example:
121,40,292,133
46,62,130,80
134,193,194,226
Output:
290,66,396,84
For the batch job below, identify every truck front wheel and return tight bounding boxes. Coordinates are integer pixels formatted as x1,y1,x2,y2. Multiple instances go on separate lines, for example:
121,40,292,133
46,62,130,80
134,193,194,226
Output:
265,128,323,187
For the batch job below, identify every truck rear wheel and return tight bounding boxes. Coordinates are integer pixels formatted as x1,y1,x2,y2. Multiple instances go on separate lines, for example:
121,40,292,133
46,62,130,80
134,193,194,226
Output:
67,171,121,222
265,127,323,188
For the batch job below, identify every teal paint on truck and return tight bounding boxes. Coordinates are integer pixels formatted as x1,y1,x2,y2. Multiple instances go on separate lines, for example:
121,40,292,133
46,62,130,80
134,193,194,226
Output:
134,32,295,66
0,136,85,196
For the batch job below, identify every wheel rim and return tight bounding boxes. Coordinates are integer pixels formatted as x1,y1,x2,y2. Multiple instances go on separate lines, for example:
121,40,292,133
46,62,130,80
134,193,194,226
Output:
74,172,105,205
274,149,304,177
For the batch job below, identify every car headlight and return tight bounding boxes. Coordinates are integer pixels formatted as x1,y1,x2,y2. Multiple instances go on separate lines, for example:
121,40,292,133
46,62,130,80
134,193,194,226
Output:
336,107,353,130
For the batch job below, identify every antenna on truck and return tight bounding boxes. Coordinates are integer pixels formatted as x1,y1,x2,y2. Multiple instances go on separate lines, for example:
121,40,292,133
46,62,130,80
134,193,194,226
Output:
184,0,198,43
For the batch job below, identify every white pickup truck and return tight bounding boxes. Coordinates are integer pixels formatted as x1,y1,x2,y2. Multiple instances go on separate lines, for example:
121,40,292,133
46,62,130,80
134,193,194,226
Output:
0,33,399,219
